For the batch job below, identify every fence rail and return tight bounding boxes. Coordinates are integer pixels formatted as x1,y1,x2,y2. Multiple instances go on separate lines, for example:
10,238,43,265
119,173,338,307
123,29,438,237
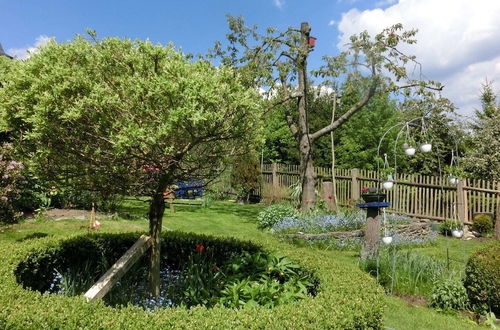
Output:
261,163,500,223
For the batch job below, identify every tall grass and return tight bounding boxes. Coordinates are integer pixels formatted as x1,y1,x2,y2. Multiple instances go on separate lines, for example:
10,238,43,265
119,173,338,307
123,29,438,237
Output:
360,246,457,297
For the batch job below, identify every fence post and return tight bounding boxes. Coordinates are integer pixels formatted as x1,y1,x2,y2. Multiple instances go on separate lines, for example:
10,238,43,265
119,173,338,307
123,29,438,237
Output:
272,163,278,202
351,168,360,201
457,179,467,223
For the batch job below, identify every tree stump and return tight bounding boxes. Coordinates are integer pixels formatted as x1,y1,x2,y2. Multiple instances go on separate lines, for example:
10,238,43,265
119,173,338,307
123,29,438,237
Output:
322,181,337,211
361,216,381,260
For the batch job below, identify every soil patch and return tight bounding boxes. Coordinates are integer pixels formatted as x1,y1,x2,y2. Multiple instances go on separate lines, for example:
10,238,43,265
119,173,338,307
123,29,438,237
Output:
42,209,112,221
396,295,427,307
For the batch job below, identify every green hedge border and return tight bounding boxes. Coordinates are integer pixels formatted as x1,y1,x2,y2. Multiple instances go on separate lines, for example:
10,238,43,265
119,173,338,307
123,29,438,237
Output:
0,231,384,329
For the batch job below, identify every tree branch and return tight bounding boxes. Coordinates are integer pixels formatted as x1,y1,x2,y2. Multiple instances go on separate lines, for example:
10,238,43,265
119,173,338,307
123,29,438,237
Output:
310,76,380,141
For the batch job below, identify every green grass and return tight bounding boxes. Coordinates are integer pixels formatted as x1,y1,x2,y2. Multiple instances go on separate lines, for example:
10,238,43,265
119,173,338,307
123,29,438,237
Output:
0,199,488,329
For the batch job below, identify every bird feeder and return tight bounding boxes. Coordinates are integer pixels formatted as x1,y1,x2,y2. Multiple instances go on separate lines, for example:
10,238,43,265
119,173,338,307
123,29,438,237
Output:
405,147,416,156
420,143,432,153
308,36,317,47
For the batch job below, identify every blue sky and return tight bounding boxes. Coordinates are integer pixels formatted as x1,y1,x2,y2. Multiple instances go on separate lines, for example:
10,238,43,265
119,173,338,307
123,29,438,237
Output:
2,0,499,117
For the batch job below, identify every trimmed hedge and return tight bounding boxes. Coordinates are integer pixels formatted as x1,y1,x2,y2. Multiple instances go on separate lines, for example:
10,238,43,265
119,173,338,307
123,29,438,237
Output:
463,241,500,314
0,231,385,329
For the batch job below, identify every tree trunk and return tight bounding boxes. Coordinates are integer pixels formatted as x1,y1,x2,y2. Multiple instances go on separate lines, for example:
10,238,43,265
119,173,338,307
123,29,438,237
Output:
148,180,168,298
297,22,316,211
300,136,317,210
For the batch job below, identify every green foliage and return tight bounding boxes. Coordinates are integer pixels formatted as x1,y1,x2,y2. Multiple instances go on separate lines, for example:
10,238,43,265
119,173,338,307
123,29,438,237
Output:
429,279,469,311
463,82,500,181
0,143,30,223
256,204,297,230
472,214,494,236
2,230,385,328
464,242,500,315
0,34,262,203
440,219,464,235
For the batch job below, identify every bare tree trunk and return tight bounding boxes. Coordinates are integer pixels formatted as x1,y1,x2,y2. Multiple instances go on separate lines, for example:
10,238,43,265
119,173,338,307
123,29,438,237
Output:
297,22,317,211
148,179,168,298
330,91,338,210
300,137,317,210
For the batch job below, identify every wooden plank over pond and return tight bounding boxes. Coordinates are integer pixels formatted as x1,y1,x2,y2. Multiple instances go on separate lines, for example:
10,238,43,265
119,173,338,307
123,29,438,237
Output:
84,235,153,302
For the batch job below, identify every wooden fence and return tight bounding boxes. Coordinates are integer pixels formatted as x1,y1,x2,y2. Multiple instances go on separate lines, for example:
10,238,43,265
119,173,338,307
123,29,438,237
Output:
261,163,500,224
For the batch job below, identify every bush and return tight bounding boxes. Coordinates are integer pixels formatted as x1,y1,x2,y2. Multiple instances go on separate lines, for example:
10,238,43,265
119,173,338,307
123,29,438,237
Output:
429,279,468,311
463,242,500,315
257,204,297,230
0,143,31,223
472,214,494,235
16,233,316,310
440,219,463,235
1,231,384,328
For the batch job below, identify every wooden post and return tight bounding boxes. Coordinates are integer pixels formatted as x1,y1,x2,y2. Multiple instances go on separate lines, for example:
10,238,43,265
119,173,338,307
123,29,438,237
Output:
495,191,500,240
351,168,360,201
322,181,336,211
361,215,380,260
84,235,152,302
272,162,278,202
457,179,466,223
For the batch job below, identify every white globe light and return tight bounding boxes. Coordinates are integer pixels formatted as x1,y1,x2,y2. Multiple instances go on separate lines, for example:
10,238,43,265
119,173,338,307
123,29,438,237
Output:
449,177,459,185
383,181,394,190
420,143,432,153
382,236,393,244
405,147,416,156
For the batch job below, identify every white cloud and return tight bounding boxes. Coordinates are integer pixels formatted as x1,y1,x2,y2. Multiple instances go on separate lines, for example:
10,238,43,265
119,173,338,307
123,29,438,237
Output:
273,0,285,9
328,20,336,26
337,0,500,116
7,35,53,60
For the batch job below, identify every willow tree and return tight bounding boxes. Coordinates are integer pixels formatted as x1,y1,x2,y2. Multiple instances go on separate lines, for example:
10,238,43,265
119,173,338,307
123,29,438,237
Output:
212,17,443,210
0,34,262,296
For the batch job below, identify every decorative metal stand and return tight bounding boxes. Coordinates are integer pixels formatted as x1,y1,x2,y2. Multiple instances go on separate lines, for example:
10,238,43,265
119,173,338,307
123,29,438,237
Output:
356,201,391,259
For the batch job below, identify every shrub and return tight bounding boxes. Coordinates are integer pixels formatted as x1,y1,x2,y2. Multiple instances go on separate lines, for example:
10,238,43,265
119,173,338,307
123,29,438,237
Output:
440,219,463,235
472,214,494,235
1,232,385,328
0,143,30,223
463,242,500,315
429,279,468,311
257,204,297,230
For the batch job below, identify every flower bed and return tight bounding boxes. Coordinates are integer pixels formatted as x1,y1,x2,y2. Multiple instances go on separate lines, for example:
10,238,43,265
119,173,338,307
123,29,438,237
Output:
0,231,384,328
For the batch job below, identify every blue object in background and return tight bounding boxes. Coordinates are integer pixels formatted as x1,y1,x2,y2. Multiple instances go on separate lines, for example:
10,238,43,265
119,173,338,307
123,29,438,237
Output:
175,180,203,199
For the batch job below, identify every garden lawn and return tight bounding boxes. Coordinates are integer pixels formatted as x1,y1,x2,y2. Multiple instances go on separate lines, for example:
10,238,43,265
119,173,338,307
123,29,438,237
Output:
0,200,486,329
